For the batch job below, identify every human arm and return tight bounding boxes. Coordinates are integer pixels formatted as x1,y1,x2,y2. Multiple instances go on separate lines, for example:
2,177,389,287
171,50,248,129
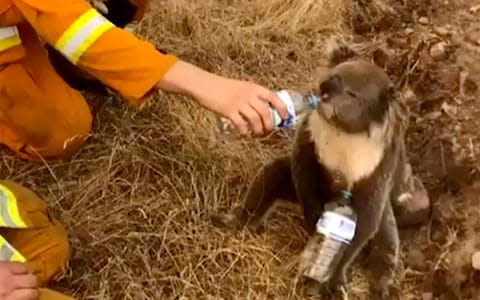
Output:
154,60,288,135
13,0,287,136
0,262,38,300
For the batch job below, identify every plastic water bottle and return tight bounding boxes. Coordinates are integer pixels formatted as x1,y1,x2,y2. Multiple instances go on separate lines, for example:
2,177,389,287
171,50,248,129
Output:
271,89,320,129
300,191,357,284
216,89,320,137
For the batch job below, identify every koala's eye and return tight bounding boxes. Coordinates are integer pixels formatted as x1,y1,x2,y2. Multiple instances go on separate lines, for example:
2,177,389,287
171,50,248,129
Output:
346,90,357,98
320,74,342,95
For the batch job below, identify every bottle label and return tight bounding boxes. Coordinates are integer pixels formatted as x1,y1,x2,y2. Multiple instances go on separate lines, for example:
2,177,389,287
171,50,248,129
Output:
273,90,296,128
316,211,356,244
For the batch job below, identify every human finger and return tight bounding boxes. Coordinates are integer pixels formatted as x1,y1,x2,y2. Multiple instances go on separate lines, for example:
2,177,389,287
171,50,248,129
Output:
7,288,39,300
13,274,37,289
249,98,273,133
258,88,288,119
229,112,249,136
4,262,28,275
239,105,264,136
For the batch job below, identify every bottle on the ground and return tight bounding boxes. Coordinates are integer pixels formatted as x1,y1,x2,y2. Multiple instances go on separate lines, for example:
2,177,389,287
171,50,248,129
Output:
216,89,320,137
299,192,357,284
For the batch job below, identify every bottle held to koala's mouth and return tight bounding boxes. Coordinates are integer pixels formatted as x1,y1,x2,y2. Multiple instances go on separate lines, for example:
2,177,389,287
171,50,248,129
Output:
215,89,320,137
299,195,357,284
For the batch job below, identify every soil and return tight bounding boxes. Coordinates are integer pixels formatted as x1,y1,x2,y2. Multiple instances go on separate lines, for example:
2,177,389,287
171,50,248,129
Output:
350,0,480,299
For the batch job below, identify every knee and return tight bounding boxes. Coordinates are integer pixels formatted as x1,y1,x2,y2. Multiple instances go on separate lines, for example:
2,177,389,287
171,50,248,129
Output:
29,220,70,287
22,96,93,161
42,220,70,282
56,115,93,160
0,181,71,285
49,94,93,159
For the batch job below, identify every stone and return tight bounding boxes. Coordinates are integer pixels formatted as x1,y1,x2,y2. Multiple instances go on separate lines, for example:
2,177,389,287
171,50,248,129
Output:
422,292,433,300
425,111,442,120
434,26,450,36
403,88,417,103
407,248,428,270
418,17,429,25
471,251,480,270
430,42,447,60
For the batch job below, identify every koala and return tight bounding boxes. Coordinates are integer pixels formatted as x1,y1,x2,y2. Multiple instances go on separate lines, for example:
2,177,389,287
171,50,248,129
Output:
211,42,431,299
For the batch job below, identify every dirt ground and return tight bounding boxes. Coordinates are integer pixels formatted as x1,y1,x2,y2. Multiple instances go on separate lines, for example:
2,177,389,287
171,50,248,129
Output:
2,0,480,299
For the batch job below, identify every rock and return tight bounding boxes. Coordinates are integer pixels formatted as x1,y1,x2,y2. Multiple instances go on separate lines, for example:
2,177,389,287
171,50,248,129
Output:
403,88,417,103
407,248,428,270
438,69,460,89
441,101,458,117
465,27,480,45
430,42,447,60
472,251,480,270
470,4,480,13
422,292,433,300
418,17,429,25
434,26,450,36
451,143,461,154
425,111,442,120
432,230,445,242
405,28,415,35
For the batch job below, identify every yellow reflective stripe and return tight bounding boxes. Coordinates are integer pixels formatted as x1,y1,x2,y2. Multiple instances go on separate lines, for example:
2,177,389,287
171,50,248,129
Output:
10,251,26,263
54,8,115,65
0,26,21,52
0,184,27,229
0,235,26,263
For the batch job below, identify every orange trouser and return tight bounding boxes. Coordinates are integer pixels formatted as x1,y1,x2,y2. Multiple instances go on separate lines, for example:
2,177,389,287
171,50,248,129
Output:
0,23,92,162
0,180,74,300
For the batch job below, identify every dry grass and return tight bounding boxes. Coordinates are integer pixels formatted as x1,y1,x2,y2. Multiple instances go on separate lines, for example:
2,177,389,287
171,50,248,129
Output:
2,0,480,299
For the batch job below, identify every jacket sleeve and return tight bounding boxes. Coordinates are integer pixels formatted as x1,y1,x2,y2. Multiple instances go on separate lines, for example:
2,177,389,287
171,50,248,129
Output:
13,0,178,105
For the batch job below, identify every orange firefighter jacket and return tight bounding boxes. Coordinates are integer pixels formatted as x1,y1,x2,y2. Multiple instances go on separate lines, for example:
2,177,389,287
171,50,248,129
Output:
0,0,178,105
0,0,178,260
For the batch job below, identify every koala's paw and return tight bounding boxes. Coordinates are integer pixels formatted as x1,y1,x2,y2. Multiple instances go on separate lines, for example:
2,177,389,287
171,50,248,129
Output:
370,282,401,300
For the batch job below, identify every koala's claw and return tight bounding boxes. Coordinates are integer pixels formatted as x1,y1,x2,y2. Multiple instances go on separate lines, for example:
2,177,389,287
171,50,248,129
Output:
210,213,239,229
328,271,347,296
370,284,400,300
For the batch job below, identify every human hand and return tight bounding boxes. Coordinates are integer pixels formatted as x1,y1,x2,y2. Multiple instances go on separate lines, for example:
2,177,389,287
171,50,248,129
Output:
0,262,38,300
156,60,289,136
195,77,289,136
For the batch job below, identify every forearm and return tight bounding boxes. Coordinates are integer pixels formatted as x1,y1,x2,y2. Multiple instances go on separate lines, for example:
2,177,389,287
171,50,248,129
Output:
154,60,223,99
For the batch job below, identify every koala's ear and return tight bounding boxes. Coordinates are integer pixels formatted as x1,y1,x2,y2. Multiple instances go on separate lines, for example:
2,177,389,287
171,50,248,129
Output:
370,84,397,124
381,85,397,104
371,47,394,70
325,38,359,67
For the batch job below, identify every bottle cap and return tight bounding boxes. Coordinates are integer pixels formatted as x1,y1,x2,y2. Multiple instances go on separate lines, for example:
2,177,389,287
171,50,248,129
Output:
306,92,320,109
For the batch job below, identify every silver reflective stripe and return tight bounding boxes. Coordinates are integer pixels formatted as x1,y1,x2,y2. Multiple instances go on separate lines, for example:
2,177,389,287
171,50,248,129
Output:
0,241,13,261
0,191,15,227
59,14,106,59
0,26,19,39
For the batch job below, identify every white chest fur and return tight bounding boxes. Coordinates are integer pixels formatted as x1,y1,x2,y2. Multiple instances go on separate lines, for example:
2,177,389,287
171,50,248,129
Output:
306,112,386,188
